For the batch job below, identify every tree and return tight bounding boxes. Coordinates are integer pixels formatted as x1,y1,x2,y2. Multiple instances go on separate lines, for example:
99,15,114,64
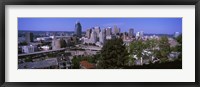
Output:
99,38,129,69
126,55,135,66
71,56,81,69
153,49,162,59
129,40,146,65
175,34,182,52
175,34,182,59
176,34,182,44
82,56,94,63
159,36,170,62
145,39,157,50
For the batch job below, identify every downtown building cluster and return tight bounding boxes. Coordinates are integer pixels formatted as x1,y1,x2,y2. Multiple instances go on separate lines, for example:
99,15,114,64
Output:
18,21,182,69
81,24,138,47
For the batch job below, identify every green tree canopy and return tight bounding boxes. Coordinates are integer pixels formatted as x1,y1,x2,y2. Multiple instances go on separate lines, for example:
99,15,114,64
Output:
129,40,147,65
175,34,182,59
130,40,146,58
71,56,82,69
159,36,170,62
99,38,129,69
145,39,158,50
176,34,182,44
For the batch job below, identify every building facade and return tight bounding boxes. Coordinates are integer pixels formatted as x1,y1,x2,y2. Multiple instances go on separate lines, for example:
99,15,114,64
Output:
52,38,61,50
90,30,97,44
113,25,120,35
25,32,34,44
106,27,112,36
94,26,101,38
99,29,106,44
129,28,134,37
75,21,82,38
22,45,36,53
86,28,92,38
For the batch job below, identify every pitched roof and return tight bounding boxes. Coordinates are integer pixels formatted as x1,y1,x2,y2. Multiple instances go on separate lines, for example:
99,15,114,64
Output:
80,61,95,69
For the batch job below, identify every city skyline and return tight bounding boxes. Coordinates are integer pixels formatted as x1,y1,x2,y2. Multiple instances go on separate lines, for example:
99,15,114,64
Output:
18,18,182,69
18,18,182,34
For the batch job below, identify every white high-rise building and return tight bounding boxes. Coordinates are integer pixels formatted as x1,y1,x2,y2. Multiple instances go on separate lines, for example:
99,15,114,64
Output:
86,28,92,38
99,29,106,44
136,32,140,39
22,45,36,53
90,30,97,44
136,31,144,39
94,26,101,38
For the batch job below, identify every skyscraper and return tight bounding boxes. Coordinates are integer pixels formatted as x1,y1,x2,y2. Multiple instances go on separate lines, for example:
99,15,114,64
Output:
136,32,140,39
86,28,92,38
75,21,82,38
113,25,120,35
25,32,34,44
94,26,101,38
52,38,61,50
99,29,106,44
90,29,97,44
106,27,112,36
136,31,144,39
128,28,134,37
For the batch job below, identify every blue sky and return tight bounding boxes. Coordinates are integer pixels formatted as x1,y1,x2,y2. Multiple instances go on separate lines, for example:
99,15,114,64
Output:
18,18,182,34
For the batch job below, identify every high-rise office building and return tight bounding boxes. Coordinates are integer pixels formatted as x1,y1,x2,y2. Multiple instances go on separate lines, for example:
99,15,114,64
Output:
94,26,101,38
136,32,140,39
75,21,82,38
52,39,61,50
106,27,112,36
25,32,34,44
90,29,97,44
113,25,120,35
86,29,92,38
52,35,61,50
129,28,134,37
136,31,144,39
99,29,106,44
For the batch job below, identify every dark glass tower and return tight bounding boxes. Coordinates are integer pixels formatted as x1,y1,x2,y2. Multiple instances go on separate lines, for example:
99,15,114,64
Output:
75,21,82,38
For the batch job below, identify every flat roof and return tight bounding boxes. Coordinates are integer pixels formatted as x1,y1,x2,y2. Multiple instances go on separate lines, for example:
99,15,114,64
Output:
18,58,58,69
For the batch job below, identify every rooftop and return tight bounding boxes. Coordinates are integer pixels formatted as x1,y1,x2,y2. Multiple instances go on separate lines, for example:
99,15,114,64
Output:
80,61,95,69
18,58,58,69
